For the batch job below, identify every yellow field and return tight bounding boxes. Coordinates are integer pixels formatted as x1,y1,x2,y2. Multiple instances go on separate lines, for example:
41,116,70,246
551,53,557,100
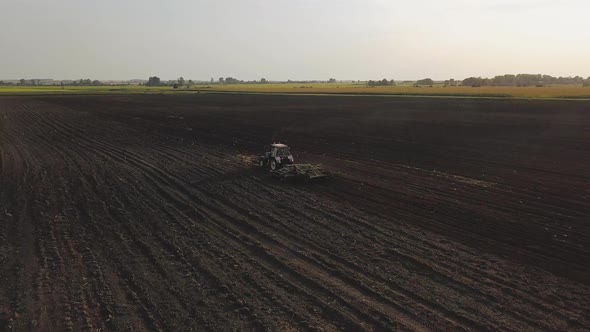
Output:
200,84,590,98
1,84,590,99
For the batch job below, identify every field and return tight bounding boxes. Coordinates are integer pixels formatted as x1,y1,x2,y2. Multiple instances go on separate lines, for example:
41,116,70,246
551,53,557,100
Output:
2,84,590,99
1,94,589,331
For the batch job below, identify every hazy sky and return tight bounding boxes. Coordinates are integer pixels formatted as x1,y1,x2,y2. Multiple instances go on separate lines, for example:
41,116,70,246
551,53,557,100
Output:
1,0,589,80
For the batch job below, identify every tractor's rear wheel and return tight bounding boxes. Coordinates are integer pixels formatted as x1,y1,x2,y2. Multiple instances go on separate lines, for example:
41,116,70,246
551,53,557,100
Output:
270,159,277,170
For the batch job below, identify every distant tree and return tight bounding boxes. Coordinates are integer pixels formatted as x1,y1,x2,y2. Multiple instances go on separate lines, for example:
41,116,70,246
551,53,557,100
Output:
515,74,537,87
178,77,185,86
188,79,193,86
443,78,457,87
584,77,590,87
224,77,241,84
260,78,268,84
219,77,224,84
416,78,434,86
462,77,484,87
19,79,26,86
74,78,93,86
173,83,179,89
146,76,161,86
92,80,100,86
542,75,555,85
328,78,337,83
367,79,393,87
490,74,516,86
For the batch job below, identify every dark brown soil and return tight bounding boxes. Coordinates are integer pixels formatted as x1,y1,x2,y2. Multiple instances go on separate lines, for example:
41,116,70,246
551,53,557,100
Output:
1,94,589,331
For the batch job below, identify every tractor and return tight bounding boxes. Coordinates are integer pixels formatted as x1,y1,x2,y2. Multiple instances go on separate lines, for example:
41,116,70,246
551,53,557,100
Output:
258,143,331,182
258,143,294,170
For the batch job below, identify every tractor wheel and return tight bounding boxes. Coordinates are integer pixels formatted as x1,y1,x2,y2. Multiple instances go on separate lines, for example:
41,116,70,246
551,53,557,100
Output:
270,159,277,170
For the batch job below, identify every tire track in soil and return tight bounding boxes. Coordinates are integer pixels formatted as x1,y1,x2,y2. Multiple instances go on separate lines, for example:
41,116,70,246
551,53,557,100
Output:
224,176,576,328
210,180,547,330
148,167,468,330
17,100,308,330
204,181,480,330
106,149,378,330
21,103,199,331
57,123,388,331
2,95,590,331
26,107,324,330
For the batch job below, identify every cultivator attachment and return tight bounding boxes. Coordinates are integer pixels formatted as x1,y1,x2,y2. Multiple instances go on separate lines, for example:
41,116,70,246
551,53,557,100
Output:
270,164,330,182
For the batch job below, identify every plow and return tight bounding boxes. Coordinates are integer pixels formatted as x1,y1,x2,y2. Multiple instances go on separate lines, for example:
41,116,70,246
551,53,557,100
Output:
270,163,331,182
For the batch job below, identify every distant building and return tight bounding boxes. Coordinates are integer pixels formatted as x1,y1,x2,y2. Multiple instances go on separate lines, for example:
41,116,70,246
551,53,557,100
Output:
129,79,147,85
37,79,55,85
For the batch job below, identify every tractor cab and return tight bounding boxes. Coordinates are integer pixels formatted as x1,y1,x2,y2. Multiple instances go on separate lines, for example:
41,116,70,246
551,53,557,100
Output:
270,144,290,158
259,143,294,170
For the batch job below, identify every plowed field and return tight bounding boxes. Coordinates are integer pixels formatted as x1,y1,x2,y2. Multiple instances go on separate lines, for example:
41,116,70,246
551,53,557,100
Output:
1,94,589,331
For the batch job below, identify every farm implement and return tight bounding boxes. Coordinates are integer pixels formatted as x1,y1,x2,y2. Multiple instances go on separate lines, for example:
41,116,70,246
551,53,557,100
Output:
270,164,330,182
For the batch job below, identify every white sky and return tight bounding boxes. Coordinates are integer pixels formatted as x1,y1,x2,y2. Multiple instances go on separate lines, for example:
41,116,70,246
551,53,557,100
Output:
1,0,589,80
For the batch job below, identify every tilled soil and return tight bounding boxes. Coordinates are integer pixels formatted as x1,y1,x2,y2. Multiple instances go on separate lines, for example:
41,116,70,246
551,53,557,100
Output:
0,94,589,331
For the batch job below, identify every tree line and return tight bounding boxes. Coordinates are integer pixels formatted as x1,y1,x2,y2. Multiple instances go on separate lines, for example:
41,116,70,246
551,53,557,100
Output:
0,79,101,86
146,76,272,86
3,74,590,87
70,79,101,86
461,74,590,87
146,76,195,87
367,79,396,87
